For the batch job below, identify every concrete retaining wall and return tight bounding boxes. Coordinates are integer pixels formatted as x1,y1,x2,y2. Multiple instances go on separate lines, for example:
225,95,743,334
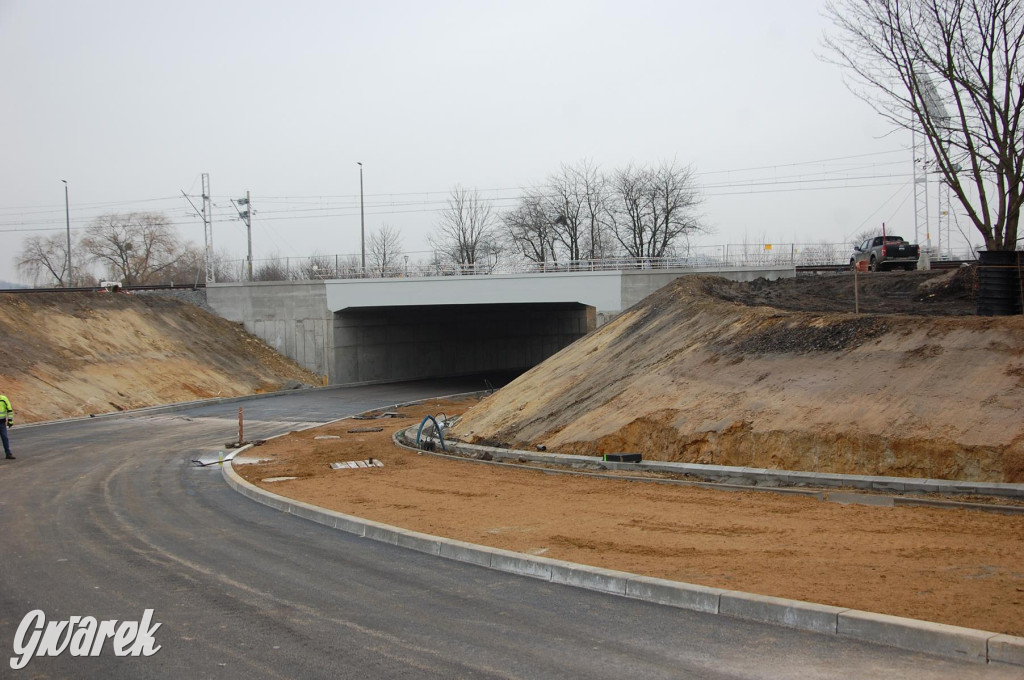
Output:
207,281,333,380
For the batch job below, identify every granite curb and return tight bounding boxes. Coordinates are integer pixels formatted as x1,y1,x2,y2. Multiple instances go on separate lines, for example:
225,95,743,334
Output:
222,458,1024,667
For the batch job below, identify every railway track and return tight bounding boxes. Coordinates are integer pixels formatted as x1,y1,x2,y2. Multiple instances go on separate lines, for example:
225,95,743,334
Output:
0,282,206,294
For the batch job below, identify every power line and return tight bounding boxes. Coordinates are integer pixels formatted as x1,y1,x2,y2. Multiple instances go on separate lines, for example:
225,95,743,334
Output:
0,151,915,235
698,148,908,175
0,176,912,233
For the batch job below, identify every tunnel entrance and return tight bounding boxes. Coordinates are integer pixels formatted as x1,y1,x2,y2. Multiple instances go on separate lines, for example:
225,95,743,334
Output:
333,302,595,384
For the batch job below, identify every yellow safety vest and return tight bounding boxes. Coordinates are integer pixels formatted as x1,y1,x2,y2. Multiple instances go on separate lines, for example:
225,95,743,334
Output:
0,395,13,424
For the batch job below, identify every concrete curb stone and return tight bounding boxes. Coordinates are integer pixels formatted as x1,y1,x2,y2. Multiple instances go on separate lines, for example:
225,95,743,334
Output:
411,431,1024,500
624,576,723,613
719,592,847,635
988,635,1024,666
838,610,991,664
222,459,1024,667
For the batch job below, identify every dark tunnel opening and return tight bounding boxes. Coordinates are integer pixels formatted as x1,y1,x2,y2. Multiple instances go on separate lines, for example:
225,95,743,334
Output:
333,302,595,384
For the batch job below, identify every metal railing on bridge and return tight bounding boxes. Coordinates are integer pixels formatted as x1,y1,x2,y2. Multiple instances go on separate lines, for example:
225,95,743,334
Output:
215,243,978,283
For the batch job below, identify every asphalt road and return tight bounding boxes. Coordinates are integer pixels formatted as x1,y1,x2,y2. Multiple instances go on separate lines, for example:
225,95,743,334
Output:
0,380,1018,679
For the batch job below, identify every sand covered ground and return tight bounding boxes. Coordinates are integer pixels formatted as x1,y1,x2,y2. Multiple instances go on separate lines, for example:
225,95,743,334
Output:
236,399,1024,637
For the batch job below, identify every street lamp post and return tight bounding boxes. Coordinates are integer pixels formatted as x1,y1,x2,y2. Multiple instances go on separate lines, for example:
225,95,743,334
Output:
357,162,365,275
61,180,71,287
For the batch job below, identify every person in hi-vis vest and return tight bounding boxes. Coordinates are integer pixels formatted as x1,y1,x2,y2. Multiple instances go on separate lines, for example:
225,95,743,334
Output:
0,394,15,460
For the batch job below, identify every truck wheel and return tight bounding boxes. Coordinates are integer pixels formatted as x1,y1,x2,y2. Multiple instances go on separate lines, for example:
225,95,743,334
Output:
849,259,857,271
869,256,878,272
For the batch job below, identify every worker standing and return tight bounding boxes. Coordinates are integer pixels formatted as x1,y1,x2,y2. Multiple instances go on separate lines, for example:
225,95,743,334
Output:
0,394,15,460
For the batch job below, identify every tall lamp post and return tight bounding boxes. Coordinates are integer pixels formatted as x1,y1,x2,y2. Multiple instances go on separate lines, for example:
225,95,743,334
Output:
61,180,71,287
357,162,365,275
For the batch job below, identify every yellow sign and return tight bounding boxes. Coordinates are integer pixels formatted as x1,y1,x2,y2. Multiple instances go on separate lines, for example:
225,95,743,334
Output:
764,244,773,251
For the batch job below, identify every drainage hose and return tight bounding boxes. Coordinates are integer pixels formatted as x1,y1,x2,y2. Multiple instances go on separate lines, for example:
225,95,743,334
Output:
415,415,447,452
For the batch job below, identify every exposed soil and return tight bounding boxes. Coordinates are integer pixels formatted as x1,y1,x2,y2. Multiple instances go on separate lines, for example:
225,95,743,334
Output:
237,399,1024,637
715,266,979,315
454,269,1024,483
0,292,320,422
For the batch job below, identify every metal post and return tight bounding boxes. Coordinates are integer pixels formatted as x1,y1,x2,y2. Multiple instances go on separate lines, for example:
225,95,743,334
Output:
61,180,70,286
238,407,244,446
358,162,365,275
202,174,214,283
246,190,253,282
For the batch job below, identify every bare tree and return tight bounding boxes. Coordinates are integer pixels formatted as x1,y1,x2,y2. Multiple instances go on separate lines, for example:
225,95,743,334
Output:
253,254,289,282
824,0,1024,251
547,164,588,262
548,160,614,261
336,254,362,278
606,161,704,259
208,248,241,283
850,228,882,248
160,244,206,285
369,224,404,277
16,233,89,287
80,213,186,285
502,190,559,265
574,160,615,259
503,161,614,266
428,185,503,272
296,252,336,280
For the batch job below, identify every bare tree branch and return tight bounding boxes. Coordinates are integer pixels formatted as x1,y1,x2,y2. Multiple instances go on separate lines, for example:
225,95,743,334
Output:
369,224,404,277
428,186,503,271
80,212,186,284
16,233,87,286
607,161,705,258
823,0,1024,250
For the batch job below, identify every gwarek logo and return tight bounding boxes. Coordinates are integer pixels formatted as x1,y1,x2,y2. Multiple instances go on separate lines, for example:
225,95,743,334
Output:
10,609,162,670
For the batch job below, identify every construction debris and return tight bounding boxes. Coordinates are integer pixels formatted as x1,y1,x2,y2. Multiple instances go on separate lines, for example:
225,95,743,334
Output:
330,459,384,470
347,427,384,433
352,411,404,420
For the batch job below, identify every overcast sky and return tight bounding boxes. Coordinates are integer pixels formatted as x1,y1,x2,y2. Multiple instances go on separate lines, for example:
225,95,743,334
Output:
0,0,971,284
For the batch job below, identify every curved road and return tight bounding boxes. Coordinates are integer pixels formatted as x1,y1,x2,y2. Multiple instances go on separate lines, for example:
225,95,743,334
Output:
0,381,1017,679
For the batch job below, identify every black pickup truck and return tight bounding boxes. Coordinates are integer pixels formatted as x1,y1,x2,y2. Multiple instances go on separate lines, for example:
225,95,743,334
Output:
850,235,920,272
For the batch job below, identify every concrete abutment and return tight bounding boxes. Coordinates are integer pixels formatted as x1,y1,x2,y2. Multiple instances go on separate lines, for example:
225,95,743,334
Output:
205,267,792,385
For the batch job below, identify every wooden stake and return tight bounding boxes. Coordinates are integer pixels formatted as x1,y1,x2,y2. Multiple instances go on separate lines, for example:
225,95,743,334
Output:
854,268,860,314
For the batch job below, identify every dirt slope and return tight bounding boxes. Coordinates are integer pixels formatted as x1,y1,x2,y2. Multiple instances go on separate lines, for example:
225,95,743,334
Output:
0,292,320,423
453,270,1024,483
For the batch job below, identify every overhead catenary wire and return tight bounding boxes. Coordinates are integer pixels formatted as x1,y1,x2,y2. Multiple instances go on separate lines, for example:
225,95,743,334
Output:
0,149,915,235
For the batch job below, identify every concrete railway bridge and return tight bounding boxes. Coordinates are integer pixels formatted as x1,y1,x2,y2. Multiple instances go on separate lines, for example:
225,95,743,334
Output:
206,266,793,385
